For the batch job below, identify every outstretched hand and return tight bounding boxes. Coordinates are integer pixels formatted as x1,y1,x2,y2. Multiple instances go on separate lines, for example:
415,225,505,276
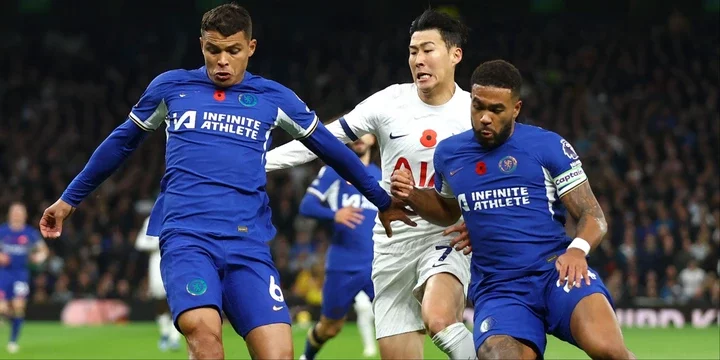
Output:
39,199,75,239
378,197,417,237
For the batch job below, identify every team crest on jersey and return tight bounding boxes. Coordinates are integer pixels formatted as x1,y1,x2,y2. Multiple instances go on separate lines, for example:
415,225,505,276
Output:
561,139,579,160
186,279,207,296
17,235,27,244
238,93,258,107
498,156,517,173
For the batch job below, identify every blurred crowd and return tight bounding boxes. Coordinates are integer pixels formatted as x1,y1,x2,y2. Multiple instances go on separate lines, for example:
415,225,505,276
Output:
0,7,718,310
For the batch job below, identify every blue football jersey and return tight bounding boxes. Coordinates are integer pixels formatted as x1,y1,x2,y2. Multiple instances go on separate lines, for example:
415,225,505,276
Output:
433,123,588,285
0,224,42,272
305,164,380,271
132,67,320,243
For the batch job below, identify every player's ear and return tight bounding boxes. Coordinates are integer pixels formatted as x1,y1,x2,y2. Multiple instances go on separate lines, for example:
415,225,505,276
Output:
451,46,462,66
248,39,257,58
513,99,522,120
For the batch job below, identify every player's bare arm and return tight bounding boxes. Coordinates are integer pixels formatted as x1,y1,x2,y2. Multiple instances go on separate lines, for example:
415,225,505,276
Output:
391,168,461,227
556,181,607,288
561,181,607,249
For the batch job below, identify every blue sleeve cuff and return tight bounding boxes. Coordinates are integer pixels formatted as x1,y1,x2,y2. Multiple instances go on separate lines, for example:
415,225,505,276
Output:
299,194,336,220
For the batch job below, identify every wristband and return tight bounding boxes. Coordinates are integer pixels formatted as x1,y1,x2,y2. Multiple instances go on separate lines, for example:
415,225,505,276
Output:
568,237,591,255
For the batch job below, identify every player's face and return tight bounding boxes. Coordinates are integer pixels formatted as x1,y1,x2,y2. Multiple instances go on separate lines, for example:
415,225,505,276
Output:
200,30,256,87
470,85,522,148
351,134,376,156
408,30,462,92
8,204,27,225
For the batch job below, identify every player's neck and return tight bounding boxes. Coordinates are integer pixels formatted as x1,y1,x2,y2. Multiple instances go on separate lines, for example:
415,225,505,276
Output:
360,152,371,165
417,81,456,106
8,222,24,231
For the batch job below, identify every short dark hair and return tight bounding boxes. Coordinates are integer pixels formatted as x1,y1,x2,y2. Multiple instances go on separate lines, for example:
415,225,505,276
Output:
200,3,252,38
471,60,523,98
409,9,469,49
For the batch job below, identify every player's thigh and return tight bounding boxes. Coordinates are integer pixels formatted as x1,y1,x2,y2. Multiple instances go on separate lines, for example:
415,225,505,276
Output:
321,270,367,320
9,279,30,314
413,239,471,304
221,252,291,339
473,294,546,357
372,251,425,339
545,268,626,353
160,238,223,332
149,254,166,298
149,267,167,299
245,323,293,360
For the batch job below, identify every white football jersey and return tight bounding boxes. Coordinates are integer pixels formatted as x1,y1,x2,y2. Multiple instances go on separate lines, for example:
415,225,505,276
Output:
265,83,471,252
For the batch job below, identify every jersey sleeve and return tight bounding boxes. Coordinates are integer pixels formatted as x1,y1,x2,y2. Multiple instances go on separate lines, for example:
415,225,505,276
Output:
338,86,392,141
433,145,454,198
128,71,175,131
305,166,341,203
542,135,588,198
275,88,320,140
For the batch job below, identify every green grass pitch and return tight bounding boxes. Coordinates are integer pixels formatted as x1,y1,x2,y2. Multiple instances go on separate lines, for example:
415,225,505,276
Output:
0,322,718,359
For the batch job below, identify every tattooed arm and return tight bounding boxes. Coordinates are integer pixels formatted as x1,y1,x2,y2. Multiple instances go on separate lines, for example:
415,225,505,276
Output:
560,181,607,251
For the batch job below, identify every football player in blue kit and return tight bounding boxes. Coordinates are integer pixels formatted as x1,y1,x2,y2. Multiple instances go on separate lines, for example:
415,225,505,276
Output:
390,60,634,359
298,134,379,360
0,202,49,354
38,4,413,360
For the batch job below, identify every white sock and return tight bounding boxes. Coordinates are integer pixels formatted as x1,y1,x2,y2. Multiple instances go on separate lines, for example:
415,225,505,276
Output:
431,322,476,360
157,313,171,337
354,301,376,353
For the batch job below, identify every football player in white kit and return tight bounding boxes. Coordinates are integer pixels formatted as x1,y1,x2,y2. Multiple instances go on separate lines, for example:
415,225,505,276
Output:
266,10,475,359
135,216,181,352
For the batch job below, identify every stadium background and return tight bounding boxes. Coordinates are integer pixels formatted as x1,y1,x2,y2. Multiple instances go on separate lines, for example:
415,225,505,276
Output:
0,0,718,358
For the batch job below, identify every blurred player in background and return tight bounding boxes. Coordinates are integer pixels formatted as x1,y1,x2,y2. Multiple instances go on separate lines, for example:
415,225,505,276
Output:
265,9,476,359
0,202,49,354
38,3,412,359
391,60,634,359
134,215,181,352
298,134,379,360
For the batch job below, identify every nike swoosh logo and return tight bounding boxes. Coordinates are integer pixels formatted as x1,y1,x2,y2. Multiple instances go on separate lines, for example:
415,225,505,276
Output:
389,133,408,139
432,263,449,268
272,305,284,311
449,167,464,176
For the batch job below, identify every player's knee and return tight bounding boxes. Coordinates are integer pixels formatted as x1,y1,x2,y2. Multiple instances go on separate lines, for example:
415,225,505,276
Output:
424,316,457,338
178,308,223,357
318,319,344,339
477,335,537,360
12,308,25,318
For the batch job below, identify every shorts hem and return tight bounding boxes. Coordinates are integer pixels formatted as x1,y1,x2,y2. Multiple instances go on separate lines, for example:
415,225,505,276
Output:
240,320,292,338
375,326,426,340
173,304,222,334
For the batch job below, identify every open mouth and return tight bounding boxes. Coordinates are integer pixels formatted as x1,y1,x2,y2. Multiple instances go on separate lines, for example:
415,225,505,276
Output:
416,72,431,81
215,71,231,81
